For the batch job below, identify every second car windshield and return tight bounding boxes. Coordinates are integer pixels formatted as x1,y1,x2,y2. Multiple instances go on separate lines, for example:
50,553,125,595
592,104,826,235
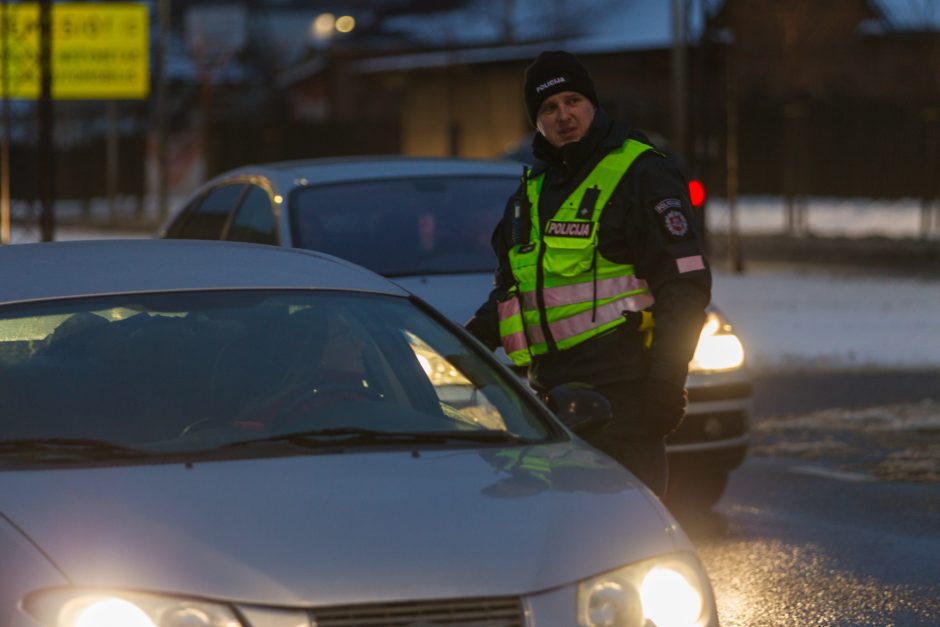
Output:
0,290,555,466
289,175,518,276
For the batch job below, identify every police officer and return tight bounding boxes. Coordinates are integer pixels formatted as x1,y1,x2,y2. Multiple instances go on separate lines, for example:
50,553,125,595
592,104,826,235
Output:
465,50,711,497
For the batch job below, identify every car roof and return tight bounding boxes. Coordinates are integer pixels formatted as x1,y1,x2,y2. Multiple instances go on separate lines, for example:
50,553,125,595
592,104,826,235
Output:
214,155,524,190
0,239,408,306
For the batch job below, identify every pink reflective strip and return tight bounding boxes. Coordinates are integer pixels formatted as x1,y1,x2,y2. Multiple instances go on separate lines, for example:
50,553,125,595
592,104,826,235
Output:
546,294,655,343
522,275,650,309
501,331,528,355
676,255,705,274
497,297,521,321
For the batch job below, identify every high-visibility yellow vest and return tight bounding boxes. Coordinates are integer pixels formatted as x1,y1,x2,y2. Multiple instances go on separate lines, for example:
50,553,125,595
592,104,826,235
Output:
499,139,656,366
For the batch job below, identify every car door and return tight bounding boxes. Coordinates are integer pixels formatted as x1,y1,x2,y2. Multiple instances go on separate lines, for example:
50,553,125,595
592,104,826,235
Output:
225,184,279,245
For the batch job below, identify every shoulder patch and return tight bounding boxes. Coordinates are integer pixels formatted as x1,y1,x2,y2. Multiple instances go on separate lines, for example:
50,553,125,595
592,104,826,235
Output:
654,198,683,214
662,209,689,238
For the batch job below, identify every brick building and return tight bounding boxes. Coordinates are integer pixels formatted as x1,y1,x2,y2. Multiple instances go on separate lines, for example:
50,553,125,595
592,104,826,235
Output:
711,0,940,199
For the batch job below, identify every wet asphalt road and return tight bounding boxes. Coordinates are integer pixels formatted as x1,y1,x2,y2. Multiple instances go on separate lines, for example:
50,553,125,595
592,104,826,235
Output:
676,458,940,626
672,370,940,626
750,369,940,419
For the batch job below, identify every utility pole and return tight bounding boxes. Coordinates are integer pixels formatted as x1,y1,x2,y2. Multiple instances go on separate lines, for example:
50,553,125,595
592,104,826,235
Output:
1,0,10,245
670,0,688,167
155,0,170,221
38,0,54,241
922,106,938,239
692,0,710,243
107,101,119,224
725,41,743,273
499,0,515,43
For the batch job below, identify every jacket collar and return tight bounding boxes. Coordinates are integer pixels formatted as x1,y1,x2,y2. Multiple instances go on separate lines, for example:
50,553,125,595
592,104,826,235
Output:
528,109,634,178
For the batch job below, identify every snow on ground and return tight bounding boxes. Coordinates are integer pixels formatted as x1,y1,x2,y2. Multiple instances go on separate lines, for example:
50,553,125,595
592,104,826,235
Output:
703,196,940,372
712,266,940,373
706,196,938,239
751,400,940,481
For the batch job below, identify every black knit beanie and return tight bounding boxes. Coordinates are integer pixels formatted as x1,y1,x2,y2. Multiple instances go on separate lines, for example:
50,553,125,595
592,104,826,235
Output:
523,50,599,126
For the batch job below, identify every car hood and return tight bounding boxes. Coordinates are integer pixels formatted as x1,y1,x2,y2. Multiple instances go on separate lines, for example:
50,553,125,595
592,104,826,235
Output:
0,441,684,606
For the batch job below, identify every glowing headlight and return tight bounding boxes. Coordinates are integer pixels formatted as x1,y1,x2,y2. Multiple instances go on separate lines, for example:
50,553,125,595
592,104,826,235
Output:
577,553,715,627
689,311,745,373
25,589,243,627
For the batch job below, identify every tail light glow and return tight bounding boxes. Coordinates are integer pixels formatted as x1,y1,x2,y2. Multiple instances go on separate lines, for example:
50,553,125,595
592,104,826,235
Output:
688,179,706,208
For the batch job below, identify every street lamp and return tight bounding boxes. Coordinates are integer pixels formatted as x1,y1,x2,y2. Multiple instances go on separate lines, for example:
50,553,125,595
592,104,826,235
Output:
311,12,355,43
312,12,335,39
335,15,355,33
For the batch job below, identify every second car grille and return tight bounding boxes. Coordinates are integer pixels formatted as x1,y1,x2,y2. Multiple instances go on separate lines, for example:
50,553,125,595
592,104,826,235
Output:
309,597,525,626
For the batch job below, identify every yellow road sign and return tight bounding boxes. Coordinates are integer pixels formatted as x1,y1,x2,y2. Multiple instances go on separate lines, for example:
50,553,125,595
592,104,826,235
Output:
0,2,149,100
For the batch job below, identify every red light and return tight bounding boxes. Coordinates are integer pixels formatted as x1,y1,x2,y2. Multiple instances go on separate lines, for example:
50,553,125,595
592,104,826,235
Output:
688,179,706,208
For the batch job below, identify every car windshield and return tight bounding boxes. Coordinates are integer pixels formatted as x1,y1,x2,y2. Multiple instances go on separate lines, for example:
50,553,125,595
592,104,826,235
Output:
289,175,518,276
0,290,555,467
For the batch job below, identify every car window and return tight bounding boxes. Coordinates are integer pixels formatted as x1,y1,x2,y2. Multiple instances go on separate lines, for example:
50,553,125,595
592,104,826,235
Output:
164,196,202,238
0,290,554,467
289,176,518,275
175,184,246,240
227,185,277,245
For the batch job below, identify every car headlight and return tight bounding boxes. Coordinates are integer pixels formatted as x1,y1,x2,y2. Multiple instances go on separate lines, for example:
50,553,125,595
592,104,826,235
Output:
688,310,745,373
577,552,715,627
24,589,244,627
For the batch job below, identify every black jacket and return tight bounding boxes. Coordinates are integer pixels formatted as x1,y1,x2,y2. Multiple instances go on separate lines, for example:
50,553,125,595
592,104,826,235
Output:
466,110,711,396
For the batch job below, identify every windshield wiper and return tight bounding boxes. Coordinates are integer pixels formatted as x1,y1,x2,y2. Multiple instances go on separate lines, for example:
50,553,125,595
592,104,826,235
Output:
0,438,151,461
224,427,532,450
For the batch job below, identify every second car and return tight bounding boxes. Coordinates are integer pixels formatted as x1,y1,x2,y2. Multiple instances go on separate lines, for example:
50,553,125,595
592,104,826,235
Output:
160,156,751,508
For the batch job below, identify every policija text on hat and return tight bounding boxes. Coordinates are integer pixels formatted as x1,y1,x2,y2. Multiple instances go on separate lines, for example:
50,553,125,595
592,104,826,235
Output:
465,51,711,497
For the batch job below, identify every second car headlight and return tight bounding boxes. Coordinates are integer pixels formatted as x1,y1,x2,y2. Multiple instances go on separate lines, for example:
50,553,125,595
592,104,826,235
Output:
688,310,745,373
24,589,244,627
577,552,715,627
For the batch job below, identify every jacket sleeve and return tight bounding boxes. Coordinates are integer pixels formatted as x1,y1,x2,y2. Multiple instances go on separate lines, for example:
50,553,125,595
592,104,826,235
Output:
464,195,519,351
626,154,712,388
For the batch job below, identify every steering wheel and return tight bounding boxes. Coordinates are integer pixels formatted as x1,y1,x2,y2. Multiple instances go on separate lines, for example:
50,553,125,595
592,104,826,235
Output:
273,383,384,427
179,417,232,437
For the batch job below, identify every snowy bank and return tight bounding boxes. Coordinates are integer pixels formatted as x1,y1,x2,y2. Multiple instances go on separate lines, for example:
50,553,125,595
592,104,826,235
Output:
713,267,940,373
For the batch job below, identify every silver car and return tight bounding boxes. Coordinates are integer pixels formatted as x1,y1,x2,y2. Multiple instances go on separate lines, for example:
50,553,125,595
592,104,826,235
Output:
160,156,750,509
0,240,717,627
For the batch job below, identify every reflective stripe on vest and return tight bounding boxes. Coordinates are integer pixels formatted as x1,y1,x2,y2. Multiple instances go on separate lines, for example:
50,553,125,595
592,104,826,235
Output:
499,139,656,366
525,293,655,345
521,274,651,309
497,295,530,361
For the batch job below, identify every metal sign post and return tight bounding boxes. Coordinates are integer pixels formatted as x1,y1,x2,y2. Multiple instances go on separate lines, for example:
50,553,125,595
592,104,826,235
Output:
1,0,9,245
38,0,53,241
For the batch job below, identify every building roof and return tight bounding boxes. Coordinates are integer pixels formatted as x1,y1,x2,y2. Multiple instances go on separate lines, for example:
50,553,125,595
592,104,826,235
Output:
868,0,940,32
377,0,702,53
293,1,698,80
163,0,938,86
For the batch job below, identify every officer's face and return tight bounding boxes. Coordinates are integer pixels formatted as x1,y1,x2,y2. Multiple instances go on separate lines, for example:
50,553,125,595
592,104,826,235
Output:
536,91,597,148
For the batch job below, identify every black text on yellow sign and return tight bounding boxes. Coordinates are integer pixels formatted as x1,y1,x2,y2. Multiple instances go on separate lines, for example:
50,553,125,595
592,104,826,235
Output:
0,2,149,100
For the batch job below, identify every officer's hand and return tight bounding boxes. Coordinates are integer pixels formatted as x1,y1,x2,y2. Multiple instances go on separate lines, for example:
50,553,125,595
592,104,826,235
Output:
643,379,688,437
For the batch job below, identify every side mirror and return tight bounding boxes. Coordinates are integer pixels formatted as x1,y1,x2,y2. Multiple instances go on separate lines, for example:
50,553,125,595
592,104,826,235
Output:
545,384,612,434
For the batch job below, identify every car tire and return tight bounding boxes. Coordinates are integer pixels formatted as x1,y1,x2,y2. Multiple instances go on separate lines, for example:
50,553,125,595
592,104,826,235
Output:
663,468,728,511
